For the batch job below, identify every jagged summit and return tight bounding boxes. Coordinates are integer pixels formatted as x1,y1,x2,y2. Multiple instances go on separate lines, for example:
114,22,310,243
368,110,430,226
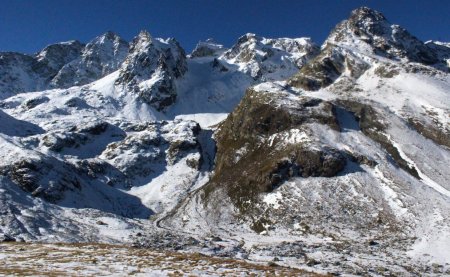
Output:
289,7,449,91
86,31,126,48
326,7,438,63
237,33,259,43
328,6,391,42
0,29,318,113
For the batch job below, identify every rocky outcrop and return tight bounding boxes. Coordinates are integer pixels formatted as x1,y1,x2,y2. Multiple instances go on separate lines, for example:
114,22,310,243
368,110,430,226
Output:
202,88,346,218
288,45,369,90
408,117,450,149
425,41,450,70
35,40,84,73
0,156,81,202
101,120,201,179
0,53,40,97
41,121,117,153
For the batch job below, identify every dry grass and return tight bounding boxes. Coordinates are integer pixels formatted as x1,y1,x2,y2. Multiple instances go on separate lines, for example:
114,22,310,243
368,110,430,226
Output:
0,242,326,276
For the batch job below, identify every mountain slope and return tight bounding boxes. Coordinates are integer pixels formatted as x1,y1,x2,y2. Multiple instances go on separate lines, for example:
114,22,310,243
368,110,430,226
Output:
161,7,450,275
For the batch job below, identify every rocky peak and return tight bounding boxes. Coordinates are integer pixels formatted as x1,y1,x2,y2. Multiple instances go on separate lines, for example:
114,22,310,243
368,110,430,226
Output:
238,33,259,44
289,7,446,91
85,31,128,53
328,7,391,42
100,30,122,41
116,31,187,111
129,30,154,52
327,7,437,64
51,32,129,88
225,33,318,64
224,33,262,62
35,40,84,71
267,38,318,57
81,31,129,64
190,39,227,58
348,6,387,29
120,31,187,80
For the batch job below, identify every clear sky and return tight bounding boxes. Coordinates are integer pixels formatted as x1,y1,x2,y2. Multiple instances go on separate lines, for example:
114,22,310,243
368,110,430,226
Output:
1,0,449,54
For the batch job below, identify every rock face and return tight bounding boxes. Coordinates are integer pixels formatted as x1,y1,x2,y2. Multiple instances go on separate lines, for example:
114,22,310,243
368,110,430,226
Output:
3,156,81,202
0,52,50,97
115,31,187,111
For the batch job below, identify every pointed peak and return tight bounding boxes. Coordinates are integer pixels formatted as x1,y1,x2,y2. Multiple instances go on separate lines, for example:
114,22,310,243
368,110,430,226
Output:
325,6,393,45
134,30,153,44
101,31,121,40
128,30,153,51
244,33,257,38
322,6,439,67
138,30,152,38
349,7,387,21
346,7,390,35
89,31,125,45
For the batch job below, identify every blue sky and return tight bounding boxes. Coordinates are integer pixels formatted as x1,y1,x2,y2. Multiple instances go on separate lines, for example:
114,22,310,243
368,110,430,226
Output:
1,0,449,54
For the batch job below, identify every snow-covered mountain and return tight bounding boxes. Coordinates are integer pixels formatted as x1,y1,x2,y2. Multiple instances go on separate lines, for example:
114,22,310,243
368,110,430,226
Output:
0,32,129,99
0,26,318,238
52,31,129,88
0,7,449,276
